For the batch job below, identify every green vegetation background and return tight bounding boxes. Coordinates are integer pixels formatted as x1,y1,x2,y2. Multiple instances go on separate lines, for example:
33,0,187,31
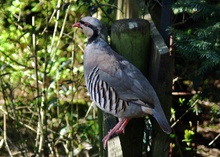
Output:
0,0,219,156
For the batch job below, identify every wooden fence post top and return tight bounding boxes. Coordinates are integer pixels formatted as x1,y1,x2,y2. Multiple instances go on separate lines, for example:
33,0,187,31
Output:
110,19,150,74
111,19,150,34
107,136,123,157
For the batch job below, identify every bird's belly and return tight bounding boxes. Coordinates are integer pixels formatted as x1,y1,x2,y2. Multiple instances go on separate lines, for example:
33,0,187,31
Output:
117,103,146,118
93,97,128,117
94,100,146,119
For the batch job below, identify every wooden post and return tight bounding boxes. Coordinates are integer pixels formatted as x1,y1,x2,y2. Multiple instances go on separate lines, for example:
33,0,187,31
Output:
116,0,139,19
111,19,150,74
108,19,150,157
147,14,173,157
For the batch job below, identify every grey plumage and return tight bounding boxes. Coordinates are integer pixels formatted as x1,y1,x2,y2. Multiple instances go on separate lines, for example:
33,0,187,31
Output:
73,16,171,146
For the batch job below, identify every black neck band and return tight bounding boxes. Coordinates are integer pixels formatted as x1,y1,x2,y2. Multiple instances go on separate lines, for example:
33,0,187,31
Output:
88,30,99,43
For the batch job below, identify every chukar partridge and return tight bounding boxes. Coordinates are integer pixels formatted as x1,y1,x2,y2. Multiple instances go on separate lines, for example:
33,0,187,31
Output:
73,16,171,148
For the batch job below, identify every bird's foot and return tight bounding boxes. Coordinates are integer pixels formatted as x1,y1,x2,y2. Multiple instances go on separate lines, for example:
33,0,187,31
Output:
115,128,125,134
103,127,120,149
115,119,130,134
103,132,112,149
102,119,130,149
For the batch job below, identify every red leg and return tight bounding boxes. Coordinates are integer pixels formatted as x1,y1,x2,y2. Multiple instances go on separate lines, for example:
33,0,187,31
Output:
102,118,130,149
115,119,130,134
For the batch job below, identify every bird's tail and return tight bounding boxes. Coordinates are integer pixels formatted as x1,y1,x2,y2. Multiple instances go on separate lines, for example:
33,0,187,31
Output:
153,104,172,134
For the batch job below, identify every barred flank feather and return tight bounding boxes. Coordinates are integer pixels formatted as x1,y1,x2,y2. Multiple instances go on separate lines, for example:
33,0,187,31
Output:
87,67,127,115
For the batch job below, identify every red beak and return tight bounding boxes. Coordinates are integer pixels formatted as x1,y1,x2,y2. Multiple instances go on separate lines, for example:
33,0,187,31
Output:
73,22,81,28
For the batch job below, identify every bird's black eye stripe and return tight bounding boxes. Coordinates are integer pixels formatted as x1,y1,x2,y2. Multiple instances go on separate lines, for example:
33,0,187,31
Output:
80,20,98,31
79,20,86,25
80,20,90,27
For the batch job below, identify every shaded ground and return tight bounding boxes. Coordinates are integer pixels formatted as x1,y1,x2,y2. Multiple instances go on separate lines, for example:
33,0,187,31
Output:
196,102,220,157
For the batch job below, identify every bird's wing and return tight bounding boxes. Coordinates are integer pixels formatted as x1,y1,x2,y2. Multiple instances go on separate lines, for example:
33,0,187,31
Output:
97,48,156,109
96,49,172,134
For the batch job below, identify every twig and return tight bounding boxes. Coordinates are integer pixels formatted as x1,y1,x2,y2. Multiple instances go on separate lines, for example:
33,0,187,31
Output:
94,0,114,22
171,15,192,27
41,9,57,35
171,99,199,128
209,133,220,146
50,0,61,62
171,11,203,27
154,0,162,6
84,101,96,119
0,50,27,68
3,113,13,156
0,75,27,155
99,3,124,16
171,127,184,157
6,112,37,133
6,78,27,156
0,73,11,77
52,1,70,61
32,15,42,153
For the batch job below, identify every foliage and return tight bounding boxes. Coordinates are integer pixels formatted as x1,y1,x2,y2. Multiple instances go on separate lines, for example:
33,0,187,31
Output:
210,103,220,122
0,0,112,156
170,0,220,100
182,129,195,149
170,0,220,156
171,0,220,75
172,0,220,20
1,0,219,156
170,24,220,75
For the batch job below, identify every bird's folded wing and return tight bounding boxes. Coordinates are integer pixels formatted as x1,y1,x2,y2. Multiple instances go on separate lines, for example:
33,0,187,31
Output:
97,50,156,109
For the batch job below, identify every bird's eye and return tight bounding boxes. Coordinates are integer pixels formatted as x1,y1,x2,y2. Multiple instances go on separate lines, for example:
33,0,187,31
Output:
80,20,90,27
84,22,90,27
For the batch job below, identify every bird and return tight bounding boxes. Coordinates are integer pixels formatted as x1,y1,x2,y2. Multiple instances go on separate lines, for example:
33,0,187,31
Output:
73,16,172,149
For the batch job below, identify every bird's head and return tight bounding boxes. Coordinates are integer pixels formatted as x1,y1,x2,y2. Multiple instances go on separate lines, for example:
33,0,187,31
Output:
73,16,101,39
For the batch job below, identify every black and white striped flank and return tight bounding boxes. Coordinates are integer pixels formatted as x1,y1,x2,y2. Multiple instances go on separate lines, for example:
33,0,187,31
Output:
87,66,127,115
